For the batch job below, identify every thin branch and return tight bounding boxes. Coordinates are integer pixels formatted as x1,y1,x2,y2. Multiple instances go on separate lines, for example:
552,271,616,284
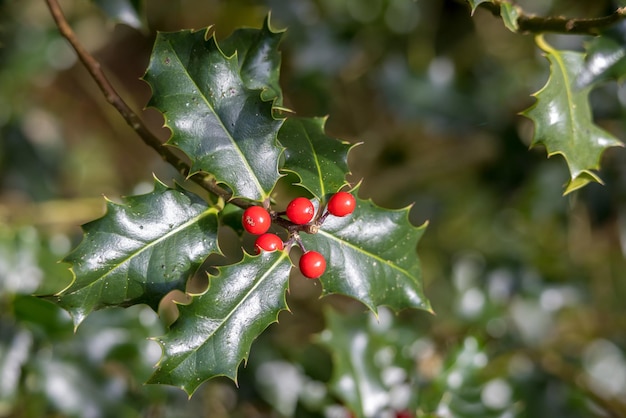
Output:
480,1,626,35
44,0,252,209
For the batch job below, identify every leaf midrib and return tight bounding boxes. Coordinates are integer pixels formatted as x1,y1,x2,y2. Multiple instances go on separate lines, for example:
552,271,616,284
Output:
164,34,266,199
552,51,580,144
170,252,290,375
302,120,325,198
317,229,414,281
69,206,217,295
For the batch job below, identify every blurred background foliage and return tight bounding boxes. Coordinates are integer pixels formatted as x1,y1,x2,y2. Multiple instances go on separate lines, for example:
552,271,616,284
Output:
2,0,626,417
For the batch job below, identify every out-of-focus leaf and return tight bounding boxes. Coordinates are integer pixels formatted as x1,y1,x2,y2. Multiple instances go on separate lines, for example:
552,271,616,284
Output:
92,0,143,29
521,36,623,194
0,226,72,296
12,296,72,338
300,192,431,314
317,309,392,418
578,34,626,88
219,15,285,105
279,117,354,200
58,179,219,328
149,251,292,395
433,338,520,417
467,0,494,15
0,322,33,407
143,25,284,201
500,2,520,32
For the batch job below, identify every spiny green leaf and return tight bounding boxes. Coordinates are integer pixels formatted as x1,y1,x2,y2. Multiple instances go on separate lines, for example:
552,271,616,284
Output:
521,36,623,194
500,2,520,32
279,117,354,200
59,179,219,328
219,15,285,105
143,26,283,201
578,34,626,88
467,0,494,15
148,251,292,395
301,193,431,314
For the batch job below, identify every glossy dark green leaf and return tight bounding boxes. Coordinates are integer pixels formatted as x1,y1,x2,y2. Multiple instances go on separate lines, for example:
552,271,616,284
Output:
92,0,143,29
149,250,292,395
301,193,431,314
521,36,623,194
219,15,285,105
59,179,219,328
143,27,284,201
279,117,354,200
578,35,626,88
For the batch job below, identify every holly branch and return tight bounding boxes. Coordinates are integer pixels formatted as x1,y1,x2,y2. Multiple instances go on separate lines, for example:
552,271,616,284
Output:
44,0,253,209
475,0,626,35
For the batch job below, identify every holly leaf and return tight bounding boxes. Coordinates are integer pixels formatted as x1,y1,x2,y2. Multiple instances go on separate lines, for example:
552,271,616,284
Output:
58,179,219,328
578,34,626,88
143,26,283,201
279,117,354,200
219,15,284,105
149,251,292,395
92,0,143,29
300,193,431,314
521,36,623,194
432,338,520,417
500,2,520,32
467,0,494,15
317,309,394,418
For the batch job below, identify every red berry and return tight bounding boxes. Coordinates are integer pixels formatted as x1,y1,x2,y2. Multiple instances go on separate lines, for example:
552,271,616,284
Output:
299,251,326,279
254,233,284,254
327,191,356,217
242,206,271,235
286,197,315,225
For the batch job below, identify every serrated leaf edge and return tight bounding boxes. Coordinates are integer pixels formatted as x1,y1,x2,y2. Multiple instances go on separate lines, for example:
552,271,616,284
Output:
522,35,623,194
142,27,285,202
317,192,432,315
150,251,292,394
59,178,220,328
280,116,361,200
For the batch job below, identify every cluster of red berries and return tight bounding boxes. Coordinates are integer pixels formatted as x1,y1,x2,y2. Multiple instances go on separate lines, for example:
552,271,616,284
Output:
241,191,356,279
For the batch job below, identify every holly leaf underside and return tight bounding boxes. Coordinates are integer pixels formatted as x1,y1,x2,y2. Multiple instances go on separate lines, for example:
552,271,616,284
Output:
521,37,623,194
301,194,431,314
218,16,284,105
318,309,390,418
280,117,353,200
578,35,626,88
143,27,283,201
149,251,292,395
92,0,143,29
468,0,494,15
500,3,520,32
59,179,219,327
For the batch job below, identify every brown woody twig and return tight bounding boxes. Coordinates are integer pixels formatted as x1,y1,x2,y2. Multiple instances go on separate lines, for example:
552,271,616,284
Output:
478,1,626,35
44,0,252,209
